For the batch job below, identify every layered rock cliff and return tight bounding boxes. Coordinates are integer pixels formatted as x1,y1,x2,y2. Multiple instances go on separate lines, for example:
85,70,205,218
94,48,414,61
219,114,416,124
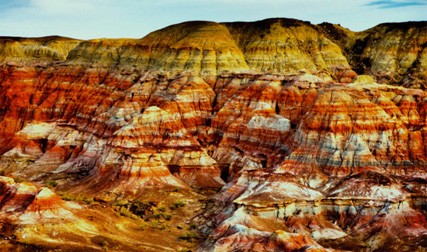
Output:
319,21,427,88
0,18,426,251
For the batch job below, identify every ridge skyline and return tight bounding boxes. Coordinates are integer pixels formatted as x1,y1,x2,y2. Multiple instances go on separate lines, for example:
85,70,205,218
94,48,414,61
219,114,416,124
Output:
1,17,426,40
0,0,426,39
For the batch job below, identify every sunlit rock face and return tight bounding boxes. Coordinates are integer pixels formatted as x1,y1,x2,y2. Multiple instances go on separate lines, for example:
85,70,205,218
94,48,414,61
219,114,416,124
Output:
320,21,427,88
65,22,250,75
225,18,354,81
0,18,426,251
0,176,82,227
352,22,427,88
0,36,81,65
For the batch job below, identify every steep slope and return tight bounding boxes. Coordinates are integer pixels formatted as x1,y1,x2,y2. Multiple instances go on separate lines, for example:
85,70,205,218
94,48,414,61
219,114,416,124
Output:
66,21,249,75
319,21,427,88
225,18,354,81
2,19,424,85
0,18,426,251
353,22,427,88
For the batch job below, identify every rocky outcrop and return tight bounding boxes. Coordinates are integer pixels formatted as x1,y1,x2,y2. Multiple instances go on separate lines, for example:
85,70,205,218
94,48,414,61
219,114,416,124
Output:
0,18,426,251
0,176,85,234
66,22,249,75
2,19,424,85
350,22,427,88
95,105,224,192
319,21,427,88
202,207,328,251
200,168,426,251
0,176,205,251
225,18,354,80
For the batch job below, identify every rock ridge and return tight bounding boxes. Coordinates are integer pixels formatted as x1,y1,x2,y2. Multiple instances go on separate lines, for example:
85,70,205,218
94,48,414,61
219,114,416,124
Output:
1,19,425,87
0,17,426,251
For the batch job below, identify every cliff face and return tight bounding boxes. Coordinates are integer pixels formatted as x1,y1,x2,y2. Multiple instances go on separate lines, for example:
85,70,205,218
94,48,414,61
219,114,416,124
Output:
320,21,427,88
225,19,352,79
0,18,426,251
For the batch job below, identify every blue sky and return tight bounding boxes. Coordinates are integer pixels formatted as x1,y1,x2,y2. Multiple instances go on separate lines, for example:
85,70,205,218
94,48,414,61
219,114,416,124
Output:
0,0,425,39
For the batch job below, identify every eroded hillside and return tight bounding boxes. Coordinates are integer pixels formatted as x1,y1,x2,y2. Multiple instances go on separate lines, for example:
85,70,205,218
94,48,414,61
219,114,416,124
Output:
0,18,426,251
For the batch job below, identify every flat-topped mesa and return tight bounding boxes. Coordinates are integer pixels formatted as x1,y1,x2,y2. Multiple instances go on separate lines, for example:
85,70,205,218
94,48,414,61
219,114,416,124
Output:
136,21,249,75
0,19,356,80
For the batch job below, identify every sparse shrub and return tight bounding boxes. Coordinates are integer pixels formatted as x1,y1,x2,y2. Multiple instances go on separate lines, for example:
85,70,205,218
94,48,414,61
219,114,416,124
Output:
14,177,24,183
170,200,186,210
153,213,164,219
136,223,147,230
177,248,192,252
60,192,74,201
100,240,109,250
176,201,185,207
129,200,155,219
158,206,166,212
83,197,94,204
119,207,133,218
178,232,199,241
112,200,177,222
150,220,166,230
46,180,58,188
113,200,161,220
114,200,128,206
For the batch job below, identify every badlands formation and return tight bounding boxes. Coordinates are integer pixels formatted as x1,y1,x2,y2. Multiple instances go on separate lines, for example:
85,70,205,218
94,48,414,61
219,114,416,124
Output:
0,18,426,251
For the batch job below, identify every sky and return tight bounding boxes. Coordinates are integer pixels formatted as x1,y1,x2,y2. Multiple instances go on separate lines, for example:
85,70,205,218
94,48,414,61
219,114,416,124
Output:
0,0,425,39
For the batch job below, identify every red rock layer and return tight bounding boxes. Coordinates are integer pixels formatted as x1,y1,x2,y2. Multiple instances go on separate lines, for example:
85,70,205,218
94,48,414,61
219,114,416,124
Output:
98,106,224,191
0,176,73,224
203,168,427,251
0,176,36,213
208,75,427,182
201,206,328,251
199,76,427,250
0,19,426,251
1,66,426,191
0,66,225,193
